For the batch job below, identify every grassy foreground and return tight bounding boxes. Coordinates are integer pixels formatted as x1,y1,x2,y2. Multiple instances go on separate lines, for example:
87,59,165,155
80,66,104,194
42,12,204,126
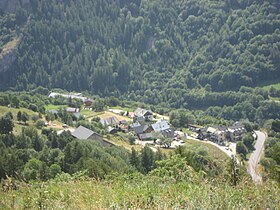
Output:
0,174,279,209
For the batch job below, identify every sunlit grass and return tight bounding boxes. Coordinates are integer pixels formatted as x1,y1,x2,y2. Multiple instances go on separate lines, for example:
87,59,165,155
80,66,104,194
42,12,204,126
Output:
261,80,280,91
0,106,37,118
44,104,67,111
0,176,278,209
184,139,229,162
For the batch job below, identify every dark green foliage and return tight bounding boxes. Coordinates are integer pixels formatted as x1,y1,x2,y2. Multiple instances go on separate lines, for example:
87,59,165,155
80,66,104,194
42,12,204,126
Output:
169,110,195,128
128,135,135,145
242,133,255,151
271,120,280,132
17,111,22,121
265,138,280,165
141,146,155,174
225,156,241,186
92,99,106,112
64,140,133,178
236,142,248,159
174,145,221,176
0,0,278,122
130,147,140,170
150,154,197,182
261,121,280,183
21,112,29,124
0,113,14,134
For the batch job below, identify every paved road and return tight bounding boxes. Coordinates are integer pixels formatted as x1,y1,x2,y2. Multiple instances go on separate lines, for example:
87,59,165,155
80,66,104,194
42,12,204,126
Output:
247,131,267,184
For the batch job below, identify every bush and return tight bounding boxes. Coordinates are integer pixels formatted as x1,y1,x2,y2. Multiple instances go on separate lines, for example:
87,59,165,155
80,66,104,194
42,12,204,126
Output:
36,120,45,129
236,142,248,159
129,135,136,145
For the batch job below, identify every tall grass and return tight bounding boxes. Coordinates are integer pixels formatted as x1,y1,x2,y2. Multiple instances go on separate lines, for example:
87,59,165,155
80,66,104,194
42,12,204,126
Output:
0,174,279,209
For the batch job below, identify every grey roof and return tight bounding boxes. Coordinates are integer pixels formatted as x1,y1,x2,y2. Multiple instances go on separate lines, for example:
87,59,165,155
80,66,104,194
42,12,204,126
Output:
152,119,170,132
135,108,153,117
135,115,145,122
139,133,154,140
161,128,175,138
130,122,141,128
73,112,81,119
228,125,245,130
100,116,119,126
48,110,58,114
131,124,149,134
72,126,94,139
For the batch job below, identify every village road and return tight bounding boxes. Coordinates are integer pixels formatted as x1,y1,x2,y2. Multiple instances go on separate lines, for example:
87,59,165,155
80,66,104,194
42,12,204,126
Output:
247,131,266,184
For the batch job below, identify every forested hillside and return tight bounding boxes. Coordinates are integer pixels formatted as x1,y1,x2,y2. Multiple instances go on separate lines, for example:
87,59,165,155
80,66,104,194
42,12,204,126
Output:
0,0,279,111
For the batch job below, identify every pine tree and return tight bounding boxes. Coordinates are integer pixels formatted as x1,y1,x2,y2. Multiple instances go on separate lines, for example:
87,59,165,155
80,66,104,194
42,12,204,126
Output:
17,111,22,122
141,146,154,174
130,147,139,170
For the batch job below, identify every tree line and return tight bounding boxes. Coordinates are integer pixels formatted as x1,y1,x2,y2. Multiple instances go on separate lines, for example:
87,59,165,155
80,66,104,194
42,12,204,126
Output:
0,0,279,109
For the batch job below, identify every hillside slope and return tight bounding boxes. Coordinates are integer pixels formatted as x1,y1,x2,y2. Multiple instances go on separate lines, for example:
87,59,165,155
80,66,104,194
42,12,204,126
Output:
0,0,279,107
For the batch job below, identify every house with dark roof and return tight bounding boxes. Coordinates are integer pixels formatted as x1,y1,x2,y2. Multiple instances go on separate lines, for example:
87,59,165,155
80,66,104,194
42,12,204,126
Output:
134,115,145,123
197,123,246,145
228,123,246,142
139,133,154,140
72,125,95,139
100,116,119,127
197,127,208,140
71,126,113,146
130,123,149,135
84,99,94,109
161,128,175,138
129,122,154,140
134,108,154,121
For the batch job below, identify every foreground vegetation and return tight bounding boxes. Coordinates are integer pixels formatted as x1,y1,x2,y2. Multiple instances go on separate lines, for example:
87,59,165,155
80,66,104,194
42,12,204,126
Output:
0,91,279,208
1,169,279,209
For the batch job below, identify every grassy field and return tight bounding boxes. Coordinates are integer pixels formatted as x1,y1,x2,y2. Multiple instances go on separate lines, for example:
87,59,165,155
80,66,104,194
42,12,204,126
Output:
260,79,280,91
182,128,194,135
109,106,134,112
0,106,39,134
160,138,229,163
0,106,38,118
45,104,67,111
0,176,278,209
268,96,280,102
44,103,132,122
80,109,103,120
184,139,229,162
98,111,131,121
0,106,68,134
105,134,143,151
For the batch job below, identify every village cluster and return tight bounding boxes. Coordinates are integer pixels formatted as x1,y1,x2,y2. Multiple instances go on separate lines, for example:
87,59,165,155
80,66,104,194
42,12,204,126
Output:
193,122,246,146
49,92,247,150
